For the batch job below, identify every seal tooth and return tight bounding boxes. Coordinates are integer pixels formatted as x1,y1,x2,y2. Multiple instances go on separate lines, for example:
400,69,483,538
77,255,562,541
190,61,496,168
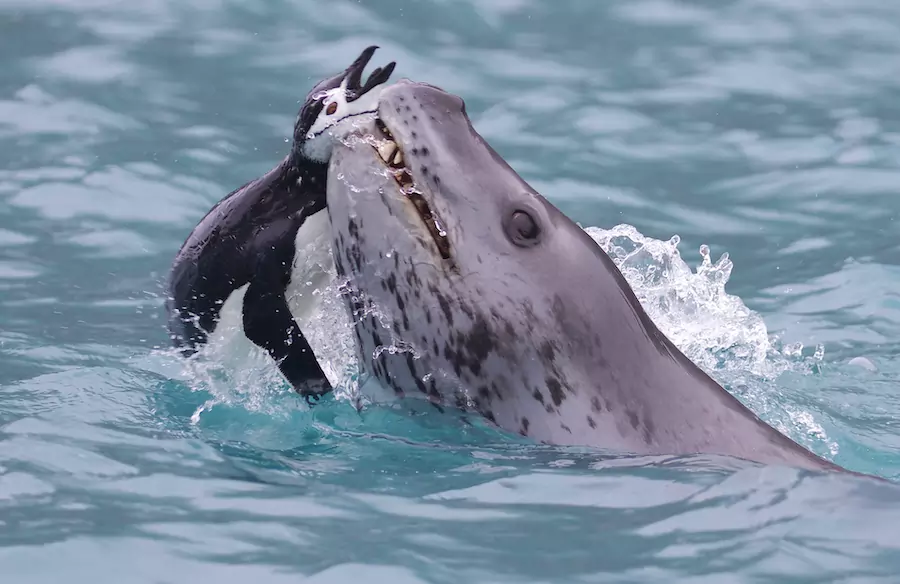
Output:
377,140,397,163
392,149,404,167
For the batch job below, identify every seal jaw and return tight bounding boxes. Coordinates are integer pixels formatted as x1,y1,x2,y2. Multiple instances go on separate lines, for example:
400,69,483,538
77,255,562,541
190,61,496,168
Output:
369,115,453,262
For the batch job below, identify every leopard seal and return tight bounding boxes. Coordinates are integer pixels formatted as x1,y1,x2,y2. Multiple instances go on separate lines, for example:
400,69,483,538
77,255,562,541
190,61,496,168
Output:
323,78,853,473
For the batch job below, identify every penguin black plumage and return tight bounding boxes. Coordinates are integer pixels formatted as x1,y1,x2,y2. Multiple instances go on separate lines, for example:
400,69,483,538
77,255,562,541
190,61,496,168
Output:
165,46,395,401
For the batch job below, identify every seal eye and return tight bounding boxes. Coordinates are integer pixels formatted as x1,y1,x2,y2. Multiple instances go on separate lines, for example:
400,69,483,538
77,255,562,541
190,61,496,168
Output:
326,102,338,115
507,210,541,246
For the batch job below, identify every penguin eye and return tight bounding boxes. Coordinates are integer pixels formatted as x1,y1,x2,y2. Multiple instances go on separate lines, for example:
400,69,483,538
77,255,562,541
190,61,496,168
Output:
326,102,338,115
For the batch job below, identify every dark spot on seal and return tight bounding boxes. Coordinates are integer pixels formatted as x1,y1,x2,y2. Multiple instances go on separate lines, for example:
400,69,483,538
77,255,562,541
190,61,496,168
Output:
443,344,463,377
540,341,556,363
532,388,545,404
386,273,397,294
627,409,640,431
547,377,565,407
591,396,603,413
560,423,572,434
520,417,530,436
466,316,492,361
491,381,503,401
587,415,597,429
436,292,453,326
413,372,427,397
428,377,440,401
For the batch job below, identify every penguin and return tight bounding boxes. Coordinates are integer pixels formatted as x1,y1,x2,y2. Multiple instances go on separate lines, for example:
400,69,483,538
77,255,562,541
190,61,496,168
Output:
165,46,396,402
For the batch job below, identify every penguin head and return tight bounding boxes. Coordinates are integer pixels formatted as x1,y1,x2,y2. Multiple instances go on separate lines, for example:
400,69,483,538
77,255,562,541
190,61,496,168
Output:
293,46,396,164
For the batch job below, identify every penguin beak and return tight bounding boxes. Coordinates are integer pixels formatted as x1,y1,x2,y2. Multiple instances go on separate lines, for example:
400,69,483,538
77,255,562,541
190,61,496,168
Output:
344,46,397,102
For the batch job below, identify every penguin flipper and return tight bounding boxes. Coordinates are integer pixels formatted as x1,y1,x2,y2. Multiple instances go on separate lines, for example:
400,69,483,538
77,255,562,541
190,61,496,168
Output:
242,267,333,400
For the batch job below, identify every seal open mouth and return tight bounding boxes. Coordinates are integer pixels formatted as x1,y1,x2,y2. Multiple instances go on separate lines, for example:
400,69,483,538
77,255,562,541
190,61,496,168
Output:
371,117,452,261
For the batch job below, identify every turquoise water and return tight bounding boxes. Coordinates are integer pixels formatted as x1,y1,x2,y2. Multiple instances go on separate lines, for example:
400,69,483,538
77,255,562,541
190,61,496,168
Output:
3,0,900,581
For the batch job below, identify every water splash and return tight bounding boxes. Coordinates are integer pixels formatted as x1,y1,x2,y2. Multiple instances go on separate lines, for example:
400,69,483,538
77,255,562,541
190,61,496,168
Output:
586,223,824,377
586,223,835,455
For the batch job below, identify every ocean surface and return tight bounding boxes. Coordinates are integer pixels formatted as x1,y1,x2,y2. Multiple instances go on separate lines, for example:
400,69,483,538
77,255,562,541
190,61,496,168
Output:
2,0,900,582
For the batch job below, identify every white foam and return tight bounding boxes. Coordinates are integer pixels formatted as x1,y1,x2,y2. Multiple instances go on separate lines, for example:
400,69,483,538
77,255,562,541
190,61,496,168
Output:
585,223,825,378
585,223,836,455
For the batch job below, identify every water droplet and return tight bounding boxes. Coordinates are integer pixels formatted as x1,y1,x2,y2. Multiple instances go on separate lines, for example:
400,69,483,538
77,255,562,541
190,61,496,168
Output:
813,344,825,361
433,217,447,237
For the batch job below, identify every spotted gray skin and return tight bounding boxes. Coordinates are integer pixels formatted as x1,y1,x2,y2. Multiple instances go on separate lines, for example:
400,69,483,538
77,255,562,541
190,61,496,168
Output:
325,79,851,473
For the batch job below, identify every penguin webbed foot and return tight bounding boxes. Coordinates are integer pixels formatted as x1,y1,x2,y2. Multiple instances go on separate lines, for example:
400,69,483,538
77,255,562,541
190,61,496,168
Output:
298,379,332,407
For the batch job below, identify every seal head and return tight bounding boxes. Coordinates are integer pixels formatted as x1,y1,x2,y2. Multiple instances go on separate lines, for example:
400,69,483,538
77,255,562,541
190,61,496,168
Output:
325,79,849,472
